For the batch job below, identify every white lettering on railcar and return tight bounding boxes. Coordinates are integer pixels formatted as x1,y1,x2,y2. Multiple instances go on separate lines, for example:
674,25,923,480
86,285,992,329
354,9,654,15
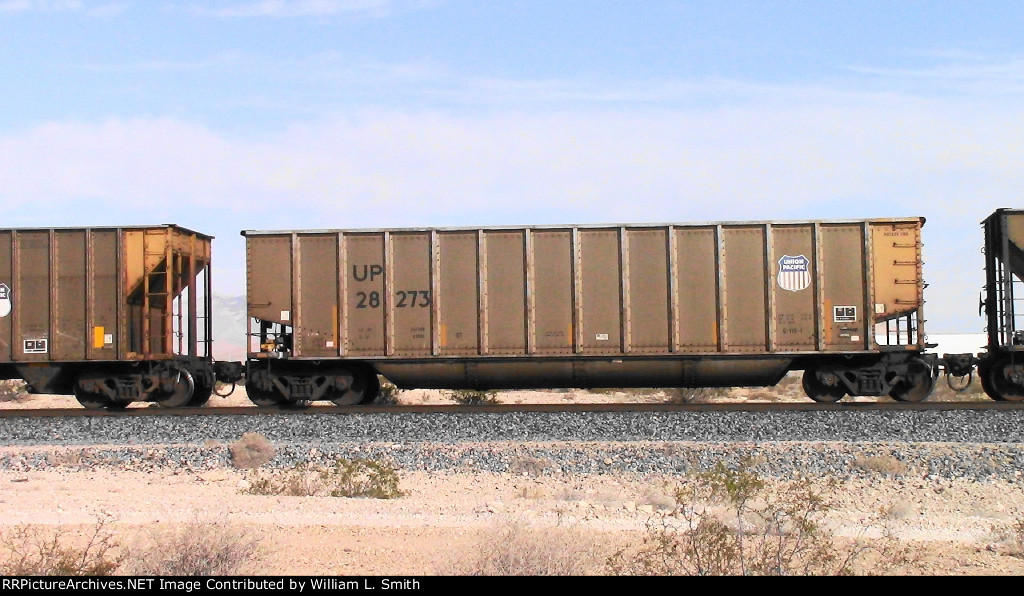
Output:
0,283,10,317
777,255,811,292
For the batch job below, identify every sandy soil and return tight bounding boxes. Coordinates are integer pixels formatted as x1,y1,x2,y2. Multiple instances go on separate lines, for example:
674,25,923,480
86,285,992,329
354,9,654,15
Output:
2,457,1024,575
2,385,1024,576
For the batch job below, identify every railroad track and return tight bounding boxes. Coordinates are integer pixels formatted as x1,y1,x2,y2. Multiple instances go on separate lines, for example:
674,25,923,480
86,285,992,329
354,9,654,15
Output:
4,400,1024,418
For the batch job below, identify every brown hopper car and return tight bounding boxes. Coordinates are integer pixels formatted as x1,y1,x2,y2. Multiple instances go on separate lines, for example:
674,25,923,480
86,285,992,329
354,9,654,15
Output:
0,225,240,409
979,208,1024,401
242,217,938,405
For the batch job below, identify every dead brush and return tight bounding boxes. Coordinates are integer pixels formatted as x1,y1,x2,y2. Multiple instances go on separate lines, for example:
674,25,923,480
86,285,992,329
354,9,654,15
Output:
324,457,403,498
229,433,276,469
853,455,907,477
445,389,500,405
0,516,123,576
243,464,325,497
0,380,29,403
46,449,88,468
123,519,262,576
440,522,603,575
991,517,1024,558
374,377,403,405
928,374,989,402
284,466,325,496
662,387,729,404
508,455,554,477
242,476,281,496
607,462,861,576
243,457,403,499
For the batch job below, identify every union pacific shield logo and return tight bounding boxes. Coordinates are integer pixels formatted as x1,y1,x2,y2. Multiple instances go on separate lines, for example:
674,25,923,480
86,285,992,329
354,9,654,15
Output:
778,255,811,292
0,283,9,318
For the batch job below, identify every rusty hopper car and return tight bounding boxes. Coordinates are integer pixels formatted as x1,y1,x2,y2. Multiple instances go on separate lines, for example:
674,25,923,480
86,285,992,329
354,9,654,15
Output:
0,225,229,409
242,217,932,405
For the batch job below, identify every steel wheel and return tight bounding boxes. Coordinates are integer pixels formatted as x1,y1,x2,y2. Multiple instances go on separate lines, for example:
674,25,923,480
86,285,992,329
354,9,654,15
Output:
187,376,214,407
802,368,845,403
360,373,380,404
245,382,281,407
889,358,935,403
983,356,1024,402
156,369,194,408
979,359,1004,401
73,383,110,410
330,370,380,406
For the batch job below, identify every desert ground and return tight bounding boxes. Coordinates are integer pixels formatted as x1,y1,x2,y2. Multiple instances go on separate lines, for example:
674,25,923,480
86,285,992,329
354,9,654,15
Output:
2,383,1024,576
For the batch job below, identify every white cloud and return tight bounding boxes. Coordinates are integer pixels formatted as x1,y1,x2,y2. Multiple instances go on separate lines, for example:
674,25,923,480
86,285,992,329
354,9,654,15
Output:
0,87,1020,329
0,99,1020,222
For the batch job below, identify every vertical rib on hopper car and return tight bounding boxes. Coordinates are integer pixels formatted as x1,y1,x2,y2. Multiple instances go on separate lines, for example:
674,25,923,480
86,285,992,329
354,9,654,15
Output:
0,225,223,409
242,217,933,405
978,208,1024,401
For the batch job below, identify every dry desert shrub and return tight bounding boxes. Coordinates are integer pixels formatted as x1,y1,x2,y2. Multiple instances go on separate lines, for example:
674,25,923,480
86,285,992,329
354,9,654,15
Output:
124,520,263,576
313,457,403,499
989,517,1024,558
608,462,926,576
0,516,122,576
244,463,324,497
879,502,915,520
374,376,403,405
590,387,662,399
441,522,603,575
588,387,732,403
663,387,731,404
445,389,500,405
244,457,403,499
229,432,276,469
853,455,907,477
608,462,863,576
46,449,87,468
637,486,678,511
0,380,28,403
248,472,319,497
774,372,806,396
507,455,554,477
928,373,989,402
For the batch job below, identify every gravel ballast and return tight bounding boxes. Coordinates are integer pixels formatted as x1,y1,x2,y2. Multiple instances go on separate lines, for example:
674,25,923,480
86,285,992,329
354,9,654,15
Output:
3,409,1024,445
2,409,1024,481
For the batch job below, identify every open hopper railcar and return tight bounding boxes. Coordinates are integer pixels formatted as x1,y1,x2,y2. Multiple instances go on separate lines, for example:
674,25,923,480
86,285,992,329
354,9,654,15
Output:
0,225,240,409
241,217,937,406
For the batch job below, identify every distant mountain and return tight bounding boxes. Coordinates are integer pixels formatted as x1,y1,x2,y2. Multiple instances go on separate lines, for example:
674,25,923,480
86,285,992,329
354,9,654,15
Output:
211,293,247,362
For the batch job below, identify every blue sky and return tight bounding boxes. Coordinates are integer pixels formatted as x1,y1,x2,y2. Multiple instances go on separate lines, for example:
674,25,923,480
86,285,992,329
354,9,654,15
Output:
2,0,1023,333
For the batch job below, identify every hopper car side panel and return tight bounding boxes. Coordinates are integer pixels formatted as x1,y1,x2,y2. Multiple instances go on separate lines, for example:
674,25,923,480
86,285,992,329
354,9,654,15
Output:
0,225,233,410
242,217,930,405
